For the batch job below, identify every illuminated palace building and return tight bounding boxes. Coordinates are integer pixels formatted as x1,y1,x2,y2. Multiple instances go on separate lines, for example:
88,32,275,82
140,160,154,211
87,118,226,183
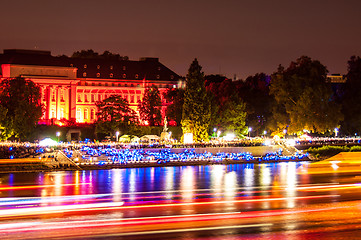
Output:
0,49,183,125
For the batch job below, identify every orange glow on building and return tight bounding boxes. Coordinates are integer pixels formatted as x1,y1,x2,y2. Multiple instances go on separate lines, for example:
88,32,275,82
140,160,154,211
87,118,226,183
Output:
0,49,184,125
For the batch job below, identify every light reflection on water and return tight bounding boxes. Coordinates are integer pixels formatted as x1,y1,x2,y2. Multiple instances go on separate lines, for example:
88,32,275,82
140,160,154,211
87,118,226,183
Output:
0,162,306,202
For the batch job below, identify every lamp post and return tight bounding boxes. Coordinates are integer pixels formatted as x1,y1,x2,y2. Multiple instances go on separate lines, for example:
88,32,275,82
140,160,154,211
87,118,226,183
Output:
56,132,61,142
217,130,221,138
248,127,252,138
116,131,120,142
334,128,339,137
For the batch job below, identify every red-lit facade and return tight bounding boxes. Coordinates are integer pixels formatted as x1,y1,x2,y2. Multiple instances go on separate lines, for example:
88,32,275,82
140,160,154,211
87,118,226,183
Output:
0,49,184,125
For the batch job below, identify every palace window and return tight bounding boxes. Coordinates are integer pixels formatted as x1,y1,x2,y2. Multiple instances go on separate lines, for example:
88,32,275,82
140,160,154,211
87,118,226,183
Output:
110,73,113,78
91,94,95,102
97,65,100,69
84,109,88,120
135,74,139,79
123,74,126,78
60,89,64,102
76,108,81,120
122,66,126,71
137,95,140,103
97,73,100,78
51,110,55,119
60,108,64,119
156,75,160,79
110,65,113,70
77,94,82,102
84,94,88,102
130,95,134,103
52,90,56,101
83,72,87,77
91,109,95,120
84,64,87,69
42,88,46,101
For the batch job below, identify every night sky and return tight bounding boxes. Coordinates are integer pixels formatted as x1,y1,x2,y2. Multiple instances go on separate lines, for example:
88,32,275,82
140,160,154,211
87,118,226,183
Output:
1,0,361,79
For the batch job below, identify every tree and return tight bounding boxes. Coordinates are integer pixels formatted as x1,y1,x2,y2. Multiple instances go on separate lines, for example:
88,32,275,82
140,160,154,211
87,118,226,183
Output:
163,88,185,126
206,79,247,137
269,56,343,135
181,59,211,142
218,96,248,137
71,49,129,61
95,95,138,136
341,56,361,135
138,87,162,126
236,73,273,136
0,77,43,140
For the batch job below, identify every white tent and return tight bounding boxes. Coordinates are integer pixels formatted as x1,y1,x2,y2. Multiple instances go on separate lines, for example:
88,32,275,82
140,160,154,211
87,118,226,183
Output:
140,135,160,144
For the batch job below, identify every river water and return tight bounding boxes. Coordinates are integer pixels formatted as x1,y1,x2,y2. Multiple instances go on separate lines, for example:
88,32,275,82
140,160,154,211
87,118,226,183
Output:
0,162,308,199
2,161,340,239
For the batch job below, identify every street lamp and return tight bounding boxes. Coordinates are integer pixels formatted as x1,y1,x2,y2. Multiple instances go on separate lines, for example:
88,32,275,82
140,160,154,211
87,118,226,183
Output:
116,131,120,142
248,127,252,138
56,132,61,142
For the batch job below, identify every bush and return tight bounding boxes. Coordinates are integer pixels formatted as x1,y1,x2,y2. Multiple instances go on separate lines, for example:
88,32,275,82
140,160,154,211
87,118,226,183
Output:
349,146,361,152
306,145,349,158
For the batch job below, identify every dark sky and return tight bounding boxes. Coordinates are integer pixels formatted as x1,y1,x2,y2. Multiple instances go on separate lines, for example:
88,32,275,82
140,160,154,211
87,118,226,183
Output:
1,0,361,79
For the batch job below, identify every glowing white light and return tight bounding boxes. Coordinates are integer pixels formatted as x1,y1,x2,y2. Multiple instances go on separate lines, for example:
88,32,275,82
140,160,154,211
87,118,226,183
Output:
273,135,280,141
39,138,58,146
334,128,339,137
331,162,339,170
183,133,193,144
264,139,272,146
224,133,235,141
217,130,221,138
286,139,296,146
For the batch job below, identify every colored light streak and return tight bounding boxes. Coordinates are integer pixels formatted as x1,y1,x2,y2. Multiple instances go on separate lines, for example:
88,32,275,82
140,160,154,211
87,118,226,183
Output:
0,202,124,218
0,193,115,206
0,205,348,235
0,193,338,219
0,183,90,191
295,183,361,192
